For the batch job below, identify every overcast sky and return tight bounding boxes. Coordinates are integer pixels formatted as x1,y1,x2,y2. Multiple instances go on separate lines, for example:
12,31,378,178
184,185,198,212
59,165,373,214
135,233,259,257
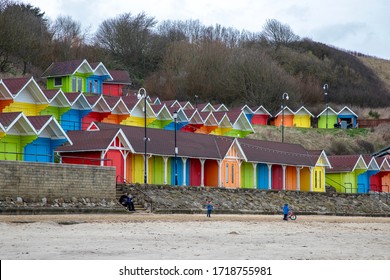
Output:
24,0,390,60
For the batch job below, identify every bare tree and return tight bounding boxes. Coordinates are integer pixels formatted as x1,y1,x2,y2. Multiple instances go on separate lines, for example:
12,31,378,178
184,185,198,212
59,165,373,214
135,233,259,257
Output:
262,19,300,47
94,12,158,81
0,1,51,74
50,15,88,60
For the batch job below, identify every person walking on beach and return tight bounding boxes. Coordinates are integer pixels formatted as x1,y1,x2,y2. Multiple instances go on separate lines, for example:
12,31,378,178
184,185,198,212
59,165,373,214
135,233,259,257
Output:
283,203,289,221
206,201,214,218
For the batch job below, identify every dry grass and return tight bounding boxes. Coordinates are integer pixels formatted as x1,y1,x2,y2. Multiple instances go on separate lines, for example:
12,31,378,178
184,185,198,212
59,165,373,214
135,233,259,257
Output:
249,124,389,154
359,56,390,93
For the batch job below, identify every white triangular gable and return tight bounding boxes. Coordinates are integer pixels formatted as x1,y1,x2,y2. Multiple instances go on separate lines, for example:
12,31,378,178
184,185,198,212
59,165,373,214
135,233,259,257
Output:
87,122,100,131
253,105,272,116
107,129,134,153
313,150,332,168
13,77,49,104
224,138,247,161
316,106,338,118
353,155,368,171
338,106,358,117
4,112,37,136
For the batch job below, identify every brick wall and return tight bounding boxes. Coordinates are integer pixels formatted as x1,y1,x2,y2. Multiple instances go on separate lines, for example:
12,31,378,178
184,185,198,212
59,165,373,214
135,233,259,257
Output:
0,161,116,202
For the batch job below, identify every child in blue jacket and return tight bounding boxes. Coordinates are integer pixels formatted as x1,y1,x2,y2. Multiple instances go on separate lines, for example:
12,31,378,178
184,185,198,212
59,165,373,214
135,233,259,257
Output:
283,203,289,221
206,201,214,217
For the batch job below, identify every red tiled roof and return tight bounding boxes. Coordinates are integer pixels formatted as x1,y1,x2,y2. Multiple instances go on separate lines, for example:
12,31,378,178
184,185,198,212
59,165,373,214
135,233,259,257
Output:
27,115,51,131
326,155,362,172
42,60,85,77
56,128,121,152
57,123,233,160
121,95,140,109
42,89,60,100
105,70,131,84
1,77,31,94
56,122,319,168
103,95,121,108
85,95,101,106
64,92,82,103
238,138,315,166
89,62,99,69
0,112,22,127
150,104,164,114
212,111,229,123
226,110,242,123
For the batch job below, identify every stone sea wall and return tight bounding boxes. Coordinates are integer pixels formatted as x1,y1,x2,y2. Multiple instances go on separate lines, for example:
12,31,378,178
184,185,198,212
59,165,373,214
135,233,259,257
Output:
130,184,390,216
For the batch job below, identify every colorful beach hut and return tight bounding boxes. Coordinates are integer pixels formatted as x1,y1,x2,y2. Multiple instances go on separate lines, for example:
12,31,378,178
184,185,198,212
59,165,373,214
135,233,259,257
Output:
326,155,367,193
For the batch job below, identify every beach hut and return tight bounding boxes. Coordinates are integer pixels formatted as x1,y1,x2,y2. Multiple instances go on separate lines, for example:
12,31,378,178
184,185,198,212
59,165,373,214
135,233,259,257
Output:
274,106,294,127
237,138,325,191
42,59,94,93
82,95,111,130
41,89,71,123
102,70,132,97
120,94,156,127
358,155,380,193
57,127,132,182
26,115,71,162
251,106,272,125
60,92,91,131
102,96,130,125
317,106,338,128
293,106,313,128
337,106,358,128
0,77,49,116
211,112,233,136
87,62,113,94
148,104,173,129
370,157,390,192
326,155,367,193
224,110,254,138
0,112,37,161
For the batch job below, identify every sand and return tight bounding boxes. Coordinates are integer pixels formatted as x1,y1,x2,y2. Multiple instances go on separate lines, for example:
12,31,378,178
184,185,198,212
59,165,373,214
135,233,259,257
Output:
0,213,389,260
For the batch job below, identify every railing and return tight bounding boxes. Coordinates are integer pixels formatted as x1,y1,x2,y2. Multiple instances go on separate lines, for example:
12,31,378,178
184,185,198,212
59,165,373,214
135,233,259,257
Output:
357,183,369,194
358,119,390,128
369,183,380,192
325,176,354,193
116,175,154,212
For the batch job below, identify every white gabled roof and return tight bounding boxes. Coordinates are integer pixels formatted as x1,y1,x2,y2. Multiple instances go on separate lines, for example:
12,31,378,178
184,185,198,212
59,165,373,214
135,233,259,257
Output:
316,106,338,118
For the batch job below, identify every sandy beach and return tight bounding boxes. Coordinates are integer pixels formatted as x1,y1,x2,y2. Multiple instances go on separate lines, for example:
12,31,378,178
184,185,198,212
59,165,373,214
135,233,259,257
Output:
1,213,389,260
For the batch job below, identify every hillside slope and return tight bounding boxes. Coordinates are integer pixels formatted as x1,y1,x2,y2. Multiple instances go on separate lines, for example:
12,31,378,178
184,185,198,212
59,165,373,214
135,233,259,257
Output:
359,56,390,93
248,124,390,155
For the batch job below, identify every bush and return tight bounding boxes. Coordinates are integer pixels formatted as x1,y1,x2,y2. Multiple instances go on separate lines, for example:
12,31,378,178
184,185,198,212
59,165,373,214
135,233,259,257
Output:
368,110,380,119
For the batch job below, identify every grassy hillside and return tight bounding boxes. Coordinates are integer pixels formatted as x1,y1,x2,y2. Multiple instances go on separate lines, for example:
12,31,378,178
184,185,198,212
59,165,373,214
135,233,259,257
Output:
248,124,390,155
359,57,390,93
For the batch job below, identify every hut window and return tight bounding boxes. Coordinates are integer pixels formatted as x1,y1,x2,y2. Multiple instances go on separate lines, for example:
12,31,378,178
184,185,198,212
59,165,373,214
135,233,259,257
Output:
54,77,62,86
231,164,235,183
72,77,76,91
319,171,322,188
78,78,82,92
226,164,229,183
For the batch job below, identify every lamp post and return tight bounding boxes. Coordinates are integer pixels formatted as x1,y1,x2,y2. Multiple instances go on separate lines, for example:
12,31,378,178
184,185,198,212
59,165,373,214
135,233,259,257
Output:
194,95,199,110
137,87,148,184
323,83,329,128
281,92,289,143
173,111,178,185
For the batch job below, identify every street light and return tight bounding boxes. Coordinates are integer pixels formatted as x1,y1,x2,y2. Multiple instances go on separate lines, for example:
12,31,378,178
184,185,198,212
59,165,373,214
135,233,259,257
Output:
173,111,178,185
194,95,199,110
281,92,289,143
137,87,149,184
323,83,329,128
